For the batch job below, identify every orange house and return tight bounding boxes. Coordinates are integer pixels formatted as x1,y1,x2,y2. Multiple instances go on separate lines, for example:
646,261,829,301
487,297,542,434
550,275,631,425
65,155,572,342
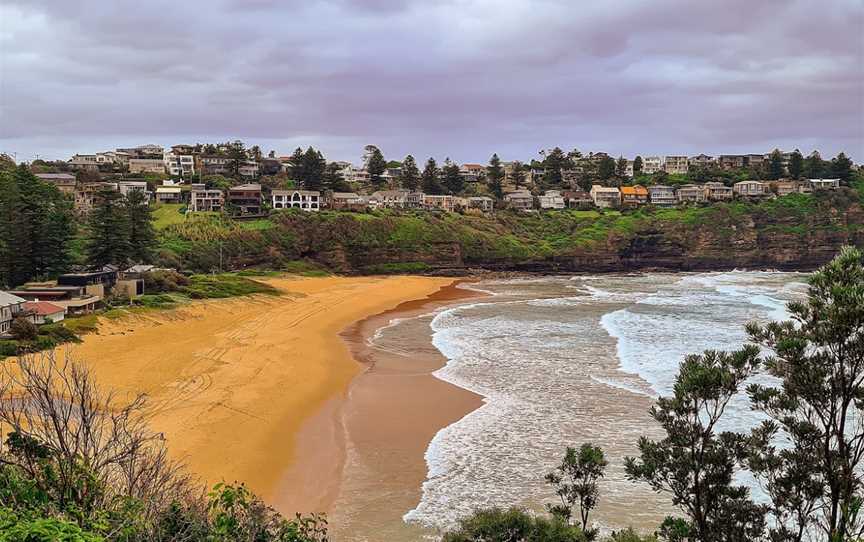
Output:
620,185,649,206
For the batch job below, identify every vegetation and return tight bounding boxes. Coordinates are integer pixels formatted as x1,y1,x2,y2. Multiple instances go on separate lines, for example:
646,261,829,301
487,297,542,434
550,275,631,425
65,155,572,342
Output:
0,352,327,541
87,188,157,268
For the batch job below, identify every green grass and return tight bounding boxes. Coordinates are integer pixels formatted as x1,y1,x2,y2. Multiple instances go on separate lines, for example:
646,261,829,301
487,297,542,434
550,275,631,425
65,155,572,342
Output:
182,274,280,299
152,203,187,229
238,219,276,231
63,314,100,335
362,262,431,274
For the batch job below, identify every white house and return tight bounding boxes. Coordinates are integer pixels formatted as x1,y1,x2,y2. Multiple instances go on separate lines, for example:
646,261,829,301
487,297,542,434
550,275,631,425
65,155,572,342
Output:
190,189,224,212
0,291,27,337
809,178,840,190
273,190,320,211
642,156,663,174
163,152,195,177
23,301,66,324
155,186,183,204
538,190,566,210
648,185,677,207
590,185,621,208
733,180,768,197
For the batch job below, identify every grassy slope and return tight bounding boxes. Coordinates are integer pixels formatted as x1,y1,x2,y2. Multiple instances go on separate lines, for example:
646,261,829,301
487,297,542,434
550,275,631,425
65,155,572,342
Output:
152,203,187,229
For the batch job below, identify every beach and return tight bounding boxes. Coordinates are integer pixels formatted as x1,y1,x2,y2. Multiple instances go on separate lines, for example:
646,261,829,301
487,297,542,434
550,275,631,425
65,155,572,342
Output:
60,274,462,515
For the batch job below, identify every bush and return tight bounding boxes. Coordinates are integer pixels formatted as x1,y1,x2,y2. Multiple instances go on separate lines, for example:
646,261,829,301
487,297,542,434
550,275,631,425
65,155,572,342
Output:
181,274,279,299
442,507,587,542
9,317,38,342
142,270,190,293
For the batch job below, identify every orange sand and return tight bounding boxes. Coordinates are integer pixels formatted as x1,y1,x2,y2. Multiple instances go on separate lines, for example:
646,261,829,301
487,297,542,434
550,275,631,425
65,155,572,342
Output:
60,275,455,503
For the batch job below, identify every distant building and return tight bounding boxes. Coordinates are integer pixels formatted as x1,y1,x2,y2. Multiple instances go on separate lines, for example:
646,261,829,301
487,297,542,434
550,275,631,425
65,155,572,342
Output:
664,156,689,175
117,181,150,201
227,183,263,215
238,162,260,178
163,152,195,177
590,185,621,208
129,158,165,174
504,190,534,211
459,164,486,184
563,190,593,209
423,194,455,212
75,182,118,214
189,189,224,212
155,186,182,204
733,180,768,197
23,301,66,324
198,155,231,176
648,185,677,207
718,155,747,170
35,173,76,195
273,190,320,211
467,196,494,212
773,180,806,196
370,190,409,209
703,181,733,200
538,190,566,210
68,154,99,171
0,291,27,337
10,286,100,315
677,184,705,203
642,156,663,174
329,192,366,211
620,185,648,207
809,178,840,190
689,154,714,168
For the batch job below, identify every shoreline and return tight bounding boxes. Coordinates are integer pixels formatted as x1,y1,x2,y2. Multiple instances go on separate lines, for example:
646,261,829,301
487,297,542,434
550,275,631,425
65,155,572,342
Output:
55,275,457,514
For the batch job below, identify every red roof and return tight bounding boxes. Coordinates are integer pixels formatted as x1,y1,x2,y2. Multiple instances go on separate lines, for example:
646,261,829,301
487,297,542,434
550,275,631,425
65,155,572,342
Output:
23,301,65,316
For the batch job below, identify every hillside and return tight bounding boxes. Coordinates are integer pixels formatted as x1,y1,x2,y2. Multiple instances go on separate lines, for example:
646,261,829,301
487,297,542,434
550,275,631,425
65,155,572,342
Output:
156,186,864,275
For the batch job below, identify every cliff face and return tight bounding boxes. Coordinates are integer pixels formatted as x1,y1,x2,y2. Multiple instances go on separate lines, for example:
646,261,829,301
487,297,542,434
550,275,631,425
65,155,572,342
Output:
161,188,864,274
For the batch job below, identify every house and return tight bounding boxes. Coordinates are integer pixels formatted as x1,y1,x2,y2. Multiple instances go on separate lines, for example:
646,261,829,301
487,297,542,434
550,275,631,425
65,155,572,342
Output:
10,286,101,315
198,155,231,176
273,190,320,211
163,152,196,177
642,156,663,174
648,185,677,207
117,181,150,201
563,190,593,209
773,180,805,196
505,190,534,211
809,178,840,190
58,266,118,299
718,155,747,170
423,194,455,212
35,173,76,195
620,185,649,207
664,156,689,175
238,162,260,178
68,154,99,171
525,168,546,186
689,154,714,168
0,291,27,338
75,182,118,214
459,164,485,184
23,301,66,324
370,190,408,209
337,163,370,185
703,181,733,200
190,189,224,212
405,191,425,209
128,158,165,174
227,184,263,215
733,180,768,198
155,186,183,204
677,184,705,203
538,190,566,210
624,161,635,178
590,185,621,208
467,196,494,212
329,192,366,211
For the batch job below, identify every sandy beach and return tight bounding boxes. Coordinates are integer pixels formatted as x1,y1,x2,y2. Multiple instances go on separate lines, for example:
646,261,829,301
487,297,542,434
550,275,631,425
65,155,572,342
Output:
60,275,459,511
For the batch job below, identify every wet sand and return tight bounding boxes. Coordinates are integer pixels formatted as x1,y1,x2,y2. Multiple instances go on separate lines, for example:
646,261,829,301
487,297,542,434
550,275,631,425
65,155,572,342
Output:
280,281,486,541
58,275,457,508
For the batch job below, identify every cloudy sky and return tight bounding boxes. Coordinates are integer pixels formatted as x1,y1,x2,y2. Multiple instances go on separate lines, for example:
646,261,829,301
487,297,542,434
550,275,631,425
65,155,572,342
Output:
1,0,862,164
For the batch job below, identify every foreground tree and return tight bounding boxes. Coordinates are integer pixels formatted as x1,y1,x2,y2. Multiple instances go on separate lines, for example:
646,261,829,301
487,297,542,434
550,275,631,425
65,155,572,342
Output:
625,348,767,541
747,245,864,541
401,154,420,191
487,153,505,199
546,444,607,538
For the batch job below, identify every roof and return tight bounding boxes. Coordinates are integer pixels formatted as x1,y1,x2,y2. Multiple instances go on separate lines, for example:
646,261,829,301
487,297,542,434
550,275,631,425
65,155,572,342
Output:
0,291,26,307
620,186,648,196
332,192,362,199
230,183,262,191
156,186,182,193
23,301,65,316
35,173,76,181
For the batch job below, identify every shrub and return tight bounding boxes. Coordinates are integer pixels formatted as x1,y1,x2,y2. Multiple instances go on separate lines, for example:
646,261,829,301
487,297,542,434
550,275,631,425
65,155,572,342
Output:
9,317,38,342
442,507,587,542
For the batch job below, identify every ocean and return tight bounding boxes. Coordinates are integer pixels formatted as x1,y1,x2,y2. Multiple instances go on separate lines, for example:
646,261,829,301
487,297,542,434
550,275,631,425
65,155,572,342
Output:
393,271,809,534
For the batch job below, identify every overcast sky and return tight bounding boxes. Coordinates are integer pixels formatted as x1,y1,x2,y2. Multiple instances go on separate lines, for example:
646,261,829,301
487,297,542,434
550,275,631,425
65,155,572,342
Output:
1,0,862,164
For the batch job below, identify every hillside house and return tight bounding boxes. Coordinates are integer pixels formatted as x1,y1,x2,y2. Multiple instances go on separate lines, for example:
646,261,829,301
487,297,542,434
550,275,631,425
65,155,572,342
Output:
423,194,455,212
163,153,195,177
370,190,408,209
23,301,66,324
677,184,705,203
329,192,366,211
689,154,714,168
642,156,663,174
620,185,648,207
190,189,224,212
239,162,260,178
155,186,182,204
35,173,76,195
273,190,320,211
10,286,100,315
0,292,27,337
75,182,118,214
505,190,534,211
564,190,593,209
703,181,733,200
648,185,677,207
590,185,621,208
664,156,689,174
733,180,768,198
718,155,747,170
118,181,150,201
809,178,840,190
773,180,806,196
538,190,566,210
467,196,494,212
227,184,263,215
128,158,165,174
198,155,231,175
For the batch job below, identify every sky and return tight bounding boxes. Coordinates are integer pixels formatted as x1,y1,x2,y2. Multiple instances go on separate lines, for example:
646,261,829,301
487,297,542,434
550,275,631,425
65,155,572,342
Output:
1,0,862,165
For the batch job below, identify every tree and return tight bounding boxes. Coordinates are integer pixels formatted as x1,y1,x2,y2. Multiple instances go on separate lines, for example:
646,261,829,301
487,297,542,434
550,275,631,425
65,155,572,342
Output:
441,159,463,195
625,348,767,541
615,156,629,179
804,151,825,179
322,162,349,193
487,153,505,199
248,145,262,162
830,152,854,184
788,149,804,179
87,188,131,268
442,507,585,542
9,316,38,342
510,160,526,190
401,155,420,191
542,147,570,186
301,147,326,191
633,156,644,177
768,149,784,180
746,246,864,541
598,156,616,182
546,444,607,538
421,158,442,195
365,145,387,188
125,189,156,263
226,140,247,177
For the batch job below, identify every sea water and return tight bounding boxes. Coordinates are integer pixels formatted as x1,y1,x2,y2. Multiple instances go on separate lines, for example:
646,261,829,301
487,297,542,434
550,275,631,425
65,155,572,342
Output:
402,271,807,533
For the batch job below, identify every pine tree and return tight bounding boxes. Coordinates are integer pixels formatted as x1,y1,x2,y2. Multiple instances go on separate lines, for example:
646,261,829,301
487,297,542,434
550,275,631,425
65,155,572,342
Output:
421,158,441,195
598,156,616,182
486,154,505,199
633,156,644,176
365,145,387,188
125,189,156,263
322,162,348,193
615,156,628,179
87,189,131,268
768,149,785,180
788,149,804,179
804,151,825,179
542,147,569,186
510,160,525,190
830,152,853,183
301,147,326,191
441,159,463,195
401,155,420,191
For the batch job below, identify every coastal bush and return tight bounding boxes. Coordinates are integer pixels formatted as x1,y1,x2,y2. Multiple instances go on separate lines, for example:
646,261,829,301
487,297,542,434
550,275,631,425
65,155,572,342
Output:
181,274,279,299
442,507,587,542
